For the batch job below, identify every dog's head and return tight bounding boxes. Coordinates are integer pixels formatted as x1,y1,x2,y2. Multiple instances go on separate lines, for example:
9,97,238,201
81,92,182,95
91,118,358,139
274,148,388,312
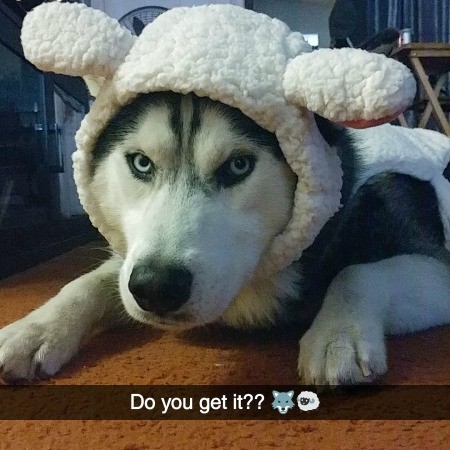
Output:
21,2,416,328
91,92,297,329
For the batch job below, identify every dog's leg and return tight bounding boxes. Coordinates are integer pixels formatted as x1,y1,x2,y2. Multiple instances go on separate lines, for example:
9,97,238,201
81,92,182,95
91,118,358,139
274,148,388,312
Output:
0,256,124,383
298,254,450,385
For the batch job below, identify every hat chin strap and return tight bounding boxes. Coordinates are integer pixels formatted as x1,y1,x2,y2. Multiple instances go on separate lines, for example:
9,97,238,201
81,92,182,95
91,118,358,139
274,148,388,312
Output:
257,112,344,274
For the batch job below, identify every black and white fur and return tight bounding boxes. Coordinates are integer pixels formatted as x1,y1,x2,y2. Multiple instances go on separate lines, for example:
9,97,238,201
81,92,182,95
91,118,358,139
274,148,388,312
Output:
1,92,449,385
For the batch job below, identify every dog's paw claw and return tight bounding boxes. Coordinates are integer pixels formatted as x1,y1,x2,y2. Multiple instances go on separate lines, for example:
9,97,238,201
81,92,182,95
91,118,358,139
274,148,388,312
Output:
359,360,372,378
298,323,387,386
329,379,339,388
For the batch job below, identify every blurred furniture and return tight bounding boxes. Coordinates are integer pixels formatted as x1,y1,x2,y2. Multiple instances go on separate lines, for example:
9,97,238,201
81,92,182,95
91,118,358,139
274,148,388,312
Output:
391,43,450,136
329,0,367,48
0,0,97,279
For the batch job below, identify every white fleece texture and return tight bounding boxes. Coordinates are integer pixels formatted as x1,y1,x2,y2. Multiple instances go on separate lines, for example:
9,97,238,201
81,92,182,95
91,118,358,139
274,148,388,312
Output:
352,125,450,250
284,48,416,123
21,2,136,78
21,2,423,273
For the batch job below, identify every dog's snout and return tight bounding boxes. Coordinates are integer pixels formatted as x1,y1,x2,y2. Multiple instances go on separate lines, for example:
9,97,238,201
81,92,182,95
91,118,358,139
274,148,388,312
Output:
128,262,193,316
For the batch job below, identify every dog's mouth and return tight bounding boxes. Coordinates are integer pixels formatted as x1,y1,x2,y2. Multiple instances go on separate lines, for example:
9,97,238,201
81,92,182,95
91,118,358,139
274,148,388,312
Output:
153,314,194,330
133,310,198,330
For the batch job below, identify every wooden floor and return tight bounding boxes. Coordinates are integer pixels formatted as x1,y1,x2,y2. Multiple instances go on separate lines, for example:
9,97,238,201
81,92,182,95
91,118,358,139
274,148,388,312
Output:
0,243,449,448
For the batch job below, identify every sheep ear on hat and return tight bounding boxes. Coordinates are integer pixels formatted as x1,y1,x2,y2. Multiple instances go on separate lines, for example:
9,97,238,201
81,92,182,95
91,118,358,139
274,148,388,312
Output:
283,48,416,128
21,2,136,96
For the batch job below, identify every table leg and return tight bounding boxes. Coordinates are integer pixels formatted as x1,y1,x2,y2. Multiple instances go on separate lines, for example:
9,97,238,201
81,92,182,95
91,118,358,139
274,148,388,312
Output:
410,56,450,136
397,113,410,128
418,75,447,129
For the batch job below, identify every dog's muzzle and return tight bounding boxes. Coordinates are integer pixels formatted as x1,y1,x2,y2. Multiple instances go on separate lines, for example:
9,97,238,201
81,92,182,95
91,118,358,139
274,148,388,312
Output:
128,260,193,316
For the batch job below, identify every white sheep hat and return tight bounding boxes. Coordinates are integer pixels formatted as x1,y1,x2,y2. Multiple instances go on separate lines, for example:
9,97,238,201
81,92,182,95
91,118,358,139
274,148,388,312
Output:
21,2,416,273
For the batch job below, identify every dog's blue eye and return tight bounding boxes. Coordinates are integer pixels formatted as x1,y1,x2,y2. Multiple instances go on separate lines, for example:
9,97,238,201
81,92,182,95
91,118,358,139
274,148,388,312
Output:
216,155,256,188
229,156,251,176
127,153,154,179
132,154,152,173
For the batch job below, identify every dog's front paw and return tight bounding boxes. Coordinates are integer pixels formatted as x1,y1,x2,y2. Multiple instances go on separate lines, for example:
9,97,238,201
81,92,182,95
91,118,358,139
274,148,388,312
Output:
298,321,387,386
0,318,80,384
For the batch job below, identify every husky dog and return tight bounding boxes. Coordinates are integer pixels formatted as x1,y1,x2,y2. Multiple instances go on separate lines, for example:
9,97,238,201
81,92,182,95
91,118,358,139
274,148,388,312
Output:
0,92,449,385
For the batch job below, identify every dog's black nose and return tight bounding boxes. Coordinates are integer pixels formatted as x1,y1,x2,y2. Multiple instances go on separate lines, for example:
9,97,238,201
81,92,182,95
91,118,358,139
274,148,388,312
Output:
128,262,193,316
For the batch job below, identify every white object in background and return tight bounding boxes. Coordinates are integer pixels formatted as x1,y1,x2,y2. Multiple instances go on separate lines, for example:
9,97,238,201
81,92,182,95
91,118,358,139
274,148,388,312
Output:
90,0,245,21
54,91,85,217
399,28,412,46
303,34,319,48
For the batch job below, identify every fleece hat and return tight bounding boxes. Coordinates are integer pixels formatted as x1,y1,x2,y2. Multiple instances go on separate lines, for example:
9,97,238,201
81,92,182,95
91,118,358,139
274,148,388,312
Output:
21,2,416,273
